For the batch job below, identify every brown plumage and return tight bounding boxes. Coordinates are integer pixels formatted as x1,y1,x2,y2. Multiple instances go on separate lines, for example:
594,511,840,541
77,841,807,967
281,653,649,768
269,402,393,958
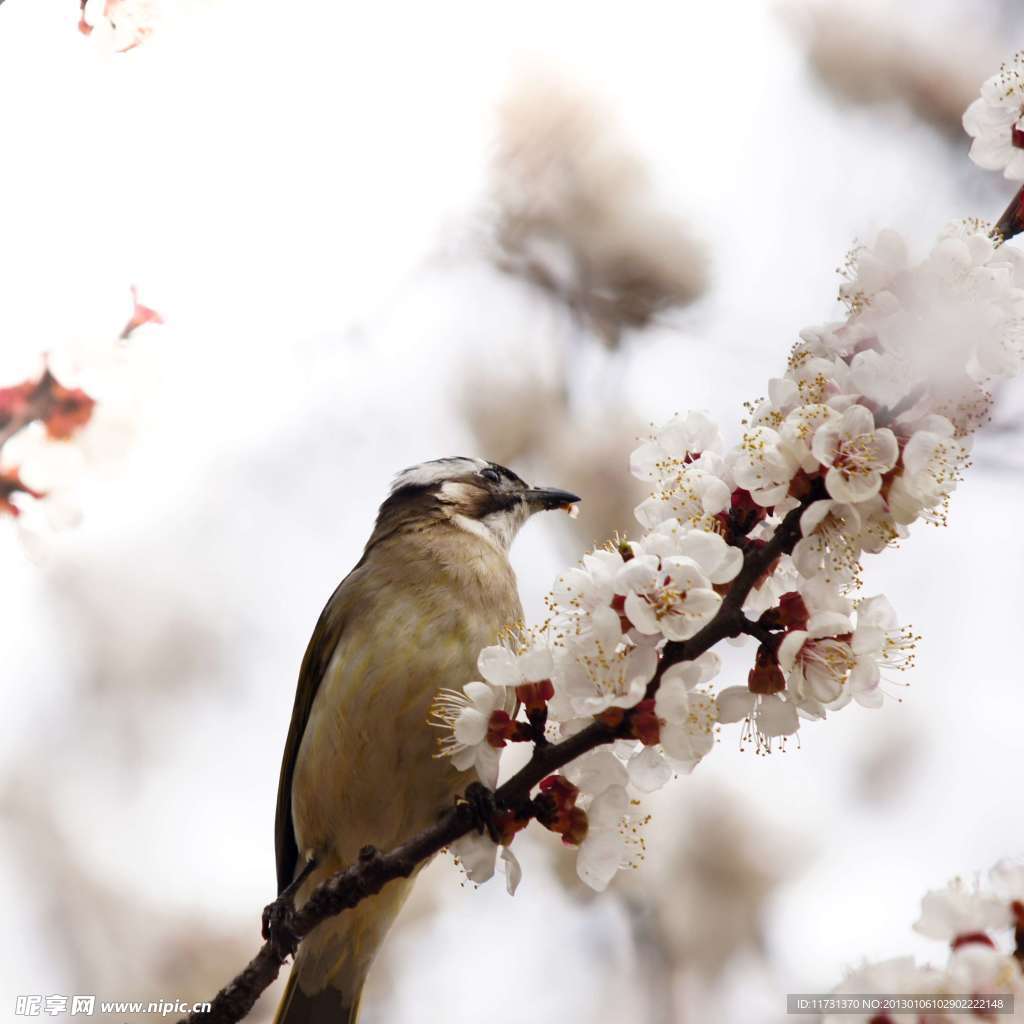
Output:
272,458,578,1024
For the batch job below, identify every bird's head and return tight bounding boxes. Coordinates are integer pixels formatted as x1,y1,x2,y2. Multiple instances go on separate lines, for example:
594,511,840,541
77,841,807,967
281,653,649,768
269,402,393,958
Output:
374,457,580,552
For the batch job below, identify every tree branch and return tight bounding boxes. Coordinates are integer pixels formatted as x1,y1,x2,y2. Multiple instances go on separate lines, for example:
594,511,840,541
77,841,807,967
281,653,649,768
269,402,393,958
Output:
179,490,817,1024
992,183,1024,245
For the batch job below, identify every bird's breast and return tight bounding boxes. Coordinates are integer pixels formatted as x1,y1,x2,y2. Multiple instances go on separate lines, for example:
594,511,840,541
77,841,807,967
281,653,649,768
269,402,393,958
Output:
291,548,521,867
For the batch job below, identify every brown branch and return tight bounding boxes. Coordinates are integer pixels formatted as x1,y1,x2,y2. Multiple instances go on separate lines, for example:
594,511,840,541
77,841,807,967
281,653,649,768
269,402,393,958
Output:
180,490,817,1024
181,178,1021,1024
992,183,1024,245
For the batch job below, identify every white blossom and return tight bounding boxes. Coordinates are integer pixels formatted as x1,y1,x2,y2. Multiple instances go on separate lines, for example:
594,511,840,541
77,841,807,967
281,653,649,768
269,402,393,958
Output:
429,681,505,787
913,878,1012,942
716,687,799,753
630,410,722,482
730,426,797,507
450,832,522,894
656,670,717,771
811,405,898,504
555,618,658,716
576,785,632,891
963,52,1024,180
618,554,721,642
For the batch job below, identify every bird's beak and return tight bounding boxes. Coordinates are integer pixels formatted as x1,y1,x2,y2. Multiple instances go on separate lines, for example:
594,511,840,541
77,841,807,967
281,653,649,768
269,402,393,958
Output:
522,486,582,511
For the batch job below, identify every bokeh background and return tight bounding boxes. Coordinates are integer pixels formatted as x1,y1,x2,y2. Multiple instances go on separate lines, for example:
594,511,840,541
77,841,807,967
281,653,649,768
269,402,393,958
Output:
2,1,1023,1021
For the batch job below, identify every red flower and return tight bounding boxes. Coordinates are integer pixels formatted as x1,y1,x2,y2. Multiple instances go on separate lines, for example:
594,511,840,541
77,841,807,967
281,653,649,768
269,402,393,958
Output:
121,286,165,339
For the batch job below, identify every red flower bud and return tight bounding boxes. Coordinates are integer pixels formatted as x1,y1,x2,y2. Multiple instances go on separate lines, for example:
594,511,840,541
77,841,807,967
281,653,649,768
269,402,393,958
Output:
515,680,554,712
486,709,516,748
537,774,587,839
748,644,786,695
610,593,632,631
560,806,589,846
761,591,809,632
730,487,768,536
493,808,531,845
787,469,818,500
539,774,579,806
628,698,661,746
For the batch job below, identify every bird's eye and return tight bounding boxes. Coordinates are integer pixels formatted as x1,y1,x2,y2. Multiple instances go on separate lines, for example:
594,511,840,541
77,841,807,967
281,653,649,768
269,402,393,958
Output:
480,467,501,484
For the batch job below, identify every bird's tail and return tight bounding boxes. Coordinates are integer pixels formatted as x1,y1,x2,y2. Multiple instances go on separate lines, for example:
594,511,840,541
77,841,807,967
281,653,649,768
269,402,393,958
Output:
272,969,360,1024
271,870,414,1024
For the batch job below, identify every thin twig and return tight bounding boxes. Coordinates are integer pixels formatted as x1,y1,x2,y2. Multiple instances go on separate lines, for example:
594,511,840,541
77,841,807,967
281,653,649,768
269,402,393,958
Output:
992,183,1024,245
174,178,1024,1024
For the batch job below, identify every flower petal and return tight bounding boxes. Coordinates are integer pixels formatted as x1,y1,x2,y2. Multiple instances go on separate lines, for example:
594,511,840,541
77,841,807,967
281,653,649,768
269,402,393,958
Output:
477,646,520,686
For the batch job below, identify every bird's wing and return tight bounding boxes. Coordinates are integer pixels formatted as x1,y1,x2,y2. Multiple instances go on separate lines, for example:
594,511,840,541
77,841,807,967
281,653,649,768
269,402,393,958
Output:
275,575,354,894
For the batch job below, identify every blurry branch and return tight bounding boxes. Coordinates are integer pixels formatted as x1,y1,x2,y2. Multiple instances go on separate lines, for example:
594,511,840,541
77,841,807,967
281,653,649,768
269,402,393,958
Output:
182,491,818,1024
782,1,999,137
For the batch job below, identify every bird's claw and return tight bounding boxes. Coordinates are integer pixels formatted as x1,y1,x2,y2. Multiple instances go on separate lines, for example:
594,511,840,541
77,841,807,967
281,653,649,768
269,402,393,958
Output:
262,895,300,959
459,781,501,843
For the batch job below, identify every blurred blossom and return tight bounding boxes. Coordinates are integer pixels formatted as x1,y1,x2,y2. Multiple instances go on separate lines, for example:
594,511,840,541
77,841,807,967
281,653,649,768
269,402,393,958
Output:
459,354,565,469
541,408,649,551
486,74,708,348
851,723,920,806
826,861,1024,1023
0,291,162,556
630,789,807,981
783,0,999,138
79,0,161,52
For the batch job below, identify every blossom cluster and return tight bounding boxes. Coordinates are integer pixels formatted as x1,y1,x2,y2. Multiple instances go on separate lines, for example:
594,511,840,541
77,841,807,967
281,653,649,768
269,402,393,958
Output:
433,215,1024,892
432,216,1024,894
827,861,1024,1023
0,288,163,553
428,54,1024,896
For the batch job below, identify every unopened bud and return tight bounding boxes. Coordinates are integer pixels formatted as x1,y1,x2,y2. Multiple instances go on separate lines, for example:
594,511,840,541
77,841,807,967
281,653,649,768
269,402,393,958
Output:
486,709,531,747
515,680,554,712
748,644,786,695
761,592,809,631
628,698,661,746
560,806,589,846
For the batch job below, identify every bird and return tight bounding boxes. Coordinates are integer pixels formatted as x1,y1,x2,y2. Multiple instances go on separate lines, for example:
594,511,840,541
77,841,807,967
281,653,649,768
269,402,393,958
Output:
272,457,580,1024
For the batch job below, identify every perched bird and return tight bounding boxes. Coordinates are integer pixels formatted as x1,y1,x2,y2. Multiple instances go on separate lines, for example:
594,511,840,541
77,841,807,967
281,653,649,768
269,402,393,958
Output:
273,457,579,1024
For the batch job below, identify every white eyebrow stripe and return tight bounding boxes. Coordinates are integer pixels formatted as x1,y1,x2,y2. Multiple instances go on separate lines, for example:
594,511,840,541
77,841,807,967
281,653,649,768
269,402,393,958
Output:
390,457,488,493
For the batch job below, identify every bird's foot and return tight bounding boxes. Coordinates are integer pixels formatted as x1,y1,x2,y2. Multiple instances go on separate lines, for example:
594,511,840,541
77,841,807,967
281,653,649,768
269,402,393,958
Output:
262,894,300,959
459,781,501,843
